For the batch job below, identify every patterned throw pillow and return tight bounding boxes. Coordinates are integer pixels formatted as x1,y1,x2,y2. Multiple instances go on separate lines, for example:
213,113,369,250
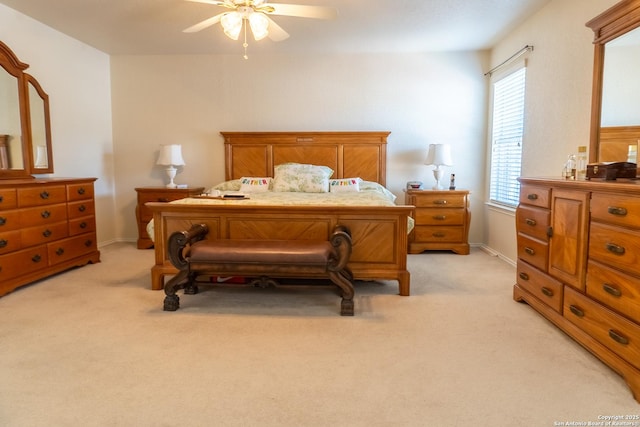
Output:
272,163,333,193
329,178,361,192
239,177,272,193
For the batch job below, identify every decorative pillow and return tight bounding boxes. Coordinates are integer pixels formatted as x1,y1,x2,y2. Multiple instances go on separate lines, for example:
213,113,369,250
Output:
329,178,361,192
272,163,333,193
239,177,272,193
209,179,241,192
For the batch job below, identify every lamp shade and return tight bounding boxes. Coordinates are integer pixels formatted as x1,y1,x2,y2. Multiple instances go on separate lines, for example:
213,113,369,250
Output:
425,144,453,166
157,144,185,166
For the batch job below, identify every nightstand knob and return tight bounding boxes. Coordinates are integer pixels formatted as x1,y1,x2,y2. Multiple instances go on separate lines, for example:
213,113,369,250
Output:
433,215,446,220
525,218,537,226
433,200,447,205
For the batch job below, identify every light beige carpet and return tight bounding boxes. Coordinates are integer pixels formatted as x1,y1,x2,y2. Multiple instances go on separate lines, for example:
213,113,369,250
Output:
0,243,638,426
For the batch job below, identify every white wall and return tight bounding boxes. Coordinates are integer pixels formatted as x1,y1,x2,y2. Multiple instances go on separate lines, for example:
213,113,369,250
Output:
111,51,489,242
485,0,618,264
0,3,116,245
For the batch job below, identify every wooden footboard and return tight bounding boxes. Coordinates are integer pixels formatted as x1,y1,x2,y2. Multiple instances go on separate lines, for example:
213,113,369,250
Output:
147,203,412,296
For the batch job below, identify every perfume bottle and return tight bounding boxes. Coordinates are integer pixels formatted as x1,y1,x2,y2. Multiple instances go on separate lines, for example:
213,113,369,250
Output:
563,154,577,180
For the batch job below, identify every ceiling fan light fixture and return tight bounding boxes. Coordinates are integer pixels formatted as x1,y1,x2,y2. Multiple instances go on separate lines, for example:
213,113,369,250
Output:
249,12,269,40
221,11,242,40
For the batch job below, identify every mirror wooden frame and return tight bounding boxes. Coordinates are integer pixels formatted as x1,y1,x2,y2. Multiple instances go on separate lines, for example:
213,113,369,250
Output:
0,40,53,178
586,0,640,163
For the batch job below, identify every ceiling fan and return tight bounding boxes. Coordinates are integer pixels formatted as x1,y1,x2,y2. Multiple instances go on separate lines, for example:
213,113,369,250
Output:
184,0,337,57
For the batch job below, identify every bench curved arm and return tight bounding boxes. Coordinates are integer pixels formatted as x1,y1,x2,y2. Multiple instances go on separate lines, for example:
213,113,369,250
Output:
328,225,352,272
167,223,209,270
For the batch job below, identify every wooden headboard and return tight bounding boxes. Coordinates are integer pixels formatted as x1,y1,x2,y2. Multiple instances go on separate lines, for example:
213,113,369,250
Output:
599,126,640,162
221,131,390,186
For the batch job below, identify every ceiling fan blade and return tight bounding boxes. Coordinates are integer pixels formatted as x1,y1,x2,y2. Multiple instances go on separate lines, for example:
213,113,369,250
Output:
183,12,225,33
267,3,337,20
265,16,290,41
184,0,232,6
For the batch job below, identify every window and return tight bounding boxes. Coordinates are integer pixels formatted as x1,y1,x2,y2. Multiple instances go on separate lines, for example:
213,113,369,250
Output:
489,66,526,207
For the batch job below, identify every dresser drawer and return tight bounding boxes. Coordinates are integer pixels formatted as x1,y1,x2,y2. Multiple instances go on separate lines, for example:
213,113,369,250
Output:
413,225,463,243
589,222,640,277
516,205,550,242
519,184,550,209
587,260,640,325
0,209,21,231
20,203,68,227
69,217,96,236
517,259,563,313
17,185,66,207
517,233,548,272
414,208,465,225
564,287,640,370
591,193,640,229
21,222,69,247
48,233,98,265
0,230,21,255
0,188,17,210
0,245,49,281
411,193,466,208
67,182,94,202
68,199,95,219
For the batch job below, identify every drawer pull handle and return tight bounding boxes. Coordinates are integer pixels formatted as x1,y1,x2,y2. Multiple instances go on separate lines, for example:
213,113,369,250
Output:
41,210,51,219
433,215,446,220
80,222,87,229
84,239,93,247
32,254,42,263
42,229,52,238
525,218,537,226
77,187,86,195
0,195,3,203
603,283,622,298
607,206,627,216
432,232,445,238
433,200,447,205
518,272,529,281
158,198,170,202
0,239,7,248
56,248,64,256
0,217,6,226
40,191,49,199
79,204,86,212
569,305,584,317
608,329,629,346
527,194,538,200
524,247,535,255
605,243,625,255
541,287,554,297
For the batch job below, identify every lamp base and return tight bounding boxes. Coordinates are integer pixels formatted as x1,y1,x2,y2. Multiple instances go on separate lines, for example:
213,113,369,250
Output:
432,167,445,190
165,166,178,189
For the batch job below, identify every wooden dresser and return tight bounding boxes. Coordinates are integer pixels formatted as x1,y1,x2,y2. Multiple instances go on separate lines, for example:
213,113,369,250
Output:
135,187,204,249
0,178,101,297
404,189,470,254
515,177,640,402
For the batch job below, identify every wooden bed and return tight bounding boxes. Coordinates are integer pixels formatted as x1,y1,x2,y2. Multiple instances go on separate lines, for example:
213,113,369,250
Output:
147,131,412,296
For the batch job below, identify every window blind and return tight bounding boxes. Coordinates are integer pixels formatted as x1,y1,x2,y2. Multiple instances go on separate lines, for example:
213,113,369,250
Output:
489,66,526,207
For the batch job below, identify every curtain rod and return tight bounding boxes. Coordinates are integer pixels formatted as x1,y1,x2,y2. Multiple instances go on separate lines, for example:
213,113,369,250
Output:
484,45,534,76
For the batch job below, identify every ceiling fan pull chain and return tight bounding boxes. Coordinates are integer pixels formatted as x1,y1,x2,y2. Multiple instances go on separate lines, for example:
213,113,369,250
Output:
243,19,249,59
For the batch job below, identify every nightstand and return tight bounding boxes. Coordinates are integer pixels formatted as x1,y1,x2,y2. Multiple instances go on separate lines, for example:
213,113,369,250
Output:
405,189,470,255
135,186,205,249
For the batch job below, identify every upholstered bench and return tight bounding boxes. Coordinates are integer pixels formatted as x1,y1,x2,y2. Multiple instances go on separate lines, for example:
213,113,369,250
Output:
163,224,355,315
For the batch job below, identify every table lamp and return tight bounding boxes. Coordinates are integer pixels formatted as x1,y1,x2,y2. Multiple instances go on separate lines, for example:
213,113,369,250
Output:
157,144,185,188
425,144,453,190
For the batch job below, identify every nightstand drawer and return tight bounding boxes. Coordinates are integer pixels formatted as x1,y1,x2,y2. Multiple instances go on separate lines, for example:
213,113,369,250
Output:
516,205,550,242
413,225,463,242
517,259,563,313
414,208,465,225
565,287,640,370
411,193,466,208
517,233,548,271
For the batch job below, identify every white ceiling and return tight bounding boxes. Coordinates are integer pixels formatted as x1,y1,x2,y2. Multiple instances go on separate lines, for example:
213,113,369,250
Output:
0,0,551,55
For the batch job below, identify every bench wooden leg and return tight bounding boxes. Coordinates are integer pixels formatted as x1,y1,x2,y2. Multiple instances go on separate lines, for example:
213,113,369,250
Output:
329,270,355,316
163,270,189,311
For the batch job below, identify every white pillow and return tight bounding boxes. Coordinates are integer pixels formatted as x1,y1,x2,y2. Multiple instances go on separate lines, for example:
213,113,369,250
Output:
272,163,333,193
210,179,241,192
239,177,272,193
329,178,361,192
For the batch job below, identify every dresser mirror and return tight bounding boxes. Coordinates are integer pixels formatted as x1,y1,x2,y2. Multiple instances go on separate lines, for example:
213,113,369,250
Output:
587,0,640,163
0,40,53,178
